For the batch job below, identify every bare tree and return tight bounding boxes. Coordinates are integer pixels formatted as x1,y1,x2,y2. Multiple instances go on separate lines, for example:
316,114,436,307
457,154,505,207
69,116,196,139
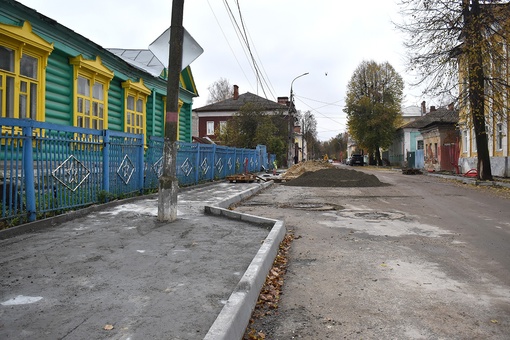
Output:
207,78,232,104
396,0,510,180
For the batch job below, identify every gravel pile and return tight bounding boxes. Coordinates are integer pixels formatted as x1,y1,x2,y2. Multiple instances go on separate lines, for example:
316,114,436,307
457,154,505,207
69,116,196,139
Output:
282,167,390,187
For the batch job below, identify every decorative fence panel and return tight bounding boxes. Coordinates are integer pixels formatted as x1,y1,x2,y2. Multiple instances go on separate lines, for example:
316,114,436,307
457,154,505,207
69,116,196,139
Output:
176,141,199,187
0,118,272,227
144,136,164,190
0,123,26,224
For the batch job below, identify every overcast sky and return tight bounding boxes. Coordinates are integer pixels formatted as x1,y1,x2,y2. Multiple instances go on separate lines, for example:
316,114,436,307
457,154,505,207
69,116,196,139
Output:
17,0,430,141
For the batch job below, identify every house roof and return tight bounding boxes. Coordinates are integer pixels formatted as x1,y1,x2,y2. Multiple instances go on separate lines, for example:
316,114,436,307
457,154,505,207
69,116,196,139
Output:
401,105,422,116
4,0,198,98
193,92,287,112
107,48,164,77
106,49,198,97
400,107,459,130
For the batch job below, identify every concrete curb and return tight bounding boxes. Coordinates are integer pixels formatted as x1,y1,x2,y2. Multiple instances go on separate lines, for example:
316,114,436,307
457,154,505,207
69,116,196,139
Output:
215,180,274,209
203,181,286,340
427,173,510,188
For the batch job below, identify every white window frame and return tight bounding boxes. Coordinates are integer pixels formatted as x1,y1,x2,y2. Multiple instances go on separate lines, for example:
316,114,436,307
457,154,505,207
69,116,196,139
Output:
471,129,477,152
462,130,468,153
496,123,503,151
219,121,227,134
206,121,214,135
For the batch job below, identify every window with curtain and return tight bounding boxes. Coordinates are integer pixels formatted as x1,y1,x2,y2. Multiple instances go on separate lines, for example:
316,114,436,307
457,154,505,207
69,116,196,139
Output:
0,22,53,121
70,55,113,130
207,121,214,135
122,79,150,136
76,75,105,129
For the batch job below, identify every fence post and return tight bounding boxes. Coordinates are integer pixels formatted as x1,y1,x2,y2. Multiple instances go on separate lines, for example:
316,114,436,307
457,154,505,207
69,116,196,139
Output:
195,143,200,184
22,125,36,222
138,135,145,193
212,144,217,181
103,130,110,193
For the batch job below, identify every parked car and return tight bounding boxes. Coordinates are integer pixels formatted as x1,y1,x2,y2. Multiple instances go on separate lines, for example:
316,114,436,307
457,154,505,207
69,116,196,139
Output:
349,154,364,166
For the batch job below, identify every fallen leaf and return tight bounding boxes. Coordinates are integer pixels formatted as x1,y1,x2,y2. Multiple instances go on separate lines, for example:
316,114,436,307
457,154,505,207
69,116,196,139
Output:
103,324,114,330
491,319,499,324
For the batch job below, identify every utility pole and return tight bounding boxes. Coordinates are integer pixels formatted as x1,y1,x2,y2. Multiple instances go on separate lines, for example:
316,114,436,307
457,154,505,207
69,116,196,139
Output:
158,0,184,222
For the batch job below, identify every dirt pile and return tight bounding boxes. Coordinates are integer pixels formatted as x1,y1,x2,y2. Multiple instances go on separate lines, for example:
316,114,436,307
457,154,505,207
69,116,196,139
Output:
282,167,390,187
281,160,333,180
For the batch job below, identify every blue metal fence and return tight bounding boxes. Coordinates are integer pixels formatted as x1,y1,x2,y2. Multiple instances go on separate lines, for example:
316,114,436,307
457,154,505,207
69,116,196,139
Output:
0,118,272,227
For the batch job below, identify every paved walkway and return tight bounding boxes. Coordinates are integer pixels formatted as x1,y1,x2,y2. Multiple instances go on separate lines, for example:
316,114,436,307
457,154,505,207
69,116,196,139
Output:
0,181,284,340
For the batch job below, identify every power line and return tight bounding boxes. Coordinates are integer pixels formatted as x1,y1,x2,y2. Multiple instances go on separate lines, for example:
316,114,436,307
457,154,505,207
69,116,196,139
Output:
295,96,345,126
235,0,276,100
233,0,267,98
295,94,343,107
206,0,253,89
223,0,273,100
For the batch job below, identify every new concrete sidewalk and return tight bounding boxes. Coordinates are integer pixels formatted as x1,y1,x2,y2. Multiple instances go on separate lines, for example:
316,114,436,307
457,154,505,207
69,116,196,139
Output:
0,181,285,340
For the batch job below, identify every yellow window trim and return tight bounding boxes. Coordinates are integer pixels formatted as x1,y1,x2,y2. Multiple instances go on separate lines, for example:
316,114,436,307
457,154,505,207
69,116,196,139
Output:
122,79,150,141
122,78,151,96
69,55,113,129
0,21,53,124
69,55,114,84
0,21,54,59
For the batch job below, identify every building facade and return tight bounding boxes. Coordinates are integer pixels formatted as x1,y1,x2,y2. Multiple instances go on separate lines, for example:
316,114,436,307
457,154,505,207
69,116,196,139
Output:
193,85,288,140
0,0,198,142
457,3,509,177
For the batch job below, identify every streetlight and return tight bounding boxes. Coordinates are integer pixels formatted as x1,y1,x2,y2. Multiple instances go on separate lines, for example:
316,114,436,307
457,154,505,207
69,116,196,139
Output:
288,72,309,167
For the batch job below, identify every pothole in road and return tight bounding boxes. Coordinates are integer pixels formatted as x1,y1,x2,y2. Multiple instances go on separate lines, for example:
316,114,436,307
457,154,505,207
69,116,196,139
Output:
339,210,406,220
279,203,343,211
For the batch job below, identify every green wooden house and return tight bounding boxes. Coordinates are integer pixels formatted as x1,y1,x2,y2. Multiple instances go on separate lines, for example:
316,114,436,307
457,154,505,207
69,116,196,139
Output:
0,0,199,142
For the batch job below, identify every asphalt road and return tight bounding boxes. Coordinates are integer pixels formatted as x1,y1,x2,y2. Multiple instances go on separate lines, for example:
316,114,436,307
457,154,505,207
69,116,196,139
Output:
236,166,510,339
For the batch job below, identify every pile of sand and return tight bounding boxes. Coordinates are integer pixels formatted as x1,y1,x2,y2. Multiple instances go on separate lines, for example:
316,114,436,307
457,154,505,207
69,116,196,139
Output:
281,161,333,180
281,162,390,188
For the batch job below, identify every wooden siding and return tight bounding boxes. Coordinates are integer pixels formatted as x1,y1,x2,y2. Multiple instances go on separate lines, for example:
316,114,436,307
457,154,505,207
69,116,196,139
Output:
107,77,123,131
1,1,199,142
148,93,165,138
45,50,72,125
179,102,192,142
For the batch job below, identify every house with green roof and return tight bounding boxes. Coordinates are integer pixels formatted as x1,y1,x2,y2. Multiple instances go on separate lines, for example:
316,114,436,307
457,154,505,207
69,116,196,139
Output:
0,0,199,142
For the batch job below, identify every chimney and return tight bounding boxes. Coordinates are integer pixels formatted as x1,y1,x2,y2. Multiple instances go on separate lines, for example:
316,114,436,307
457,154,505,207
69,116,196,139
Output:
278,96,289,106
421,101,426,115
430,106,436,112
233,85,239,100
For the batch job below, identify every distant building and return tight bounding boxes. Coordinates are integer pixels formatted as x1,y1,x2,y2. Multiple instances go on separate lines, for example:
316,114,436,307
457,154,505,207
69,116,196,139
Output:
389,103,459,171
192,85,288,140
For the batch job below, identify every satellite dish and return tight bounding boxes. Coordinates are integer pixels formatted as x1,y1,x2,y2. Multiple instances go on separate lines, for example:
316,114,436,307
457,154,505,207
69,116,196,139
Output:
149,28,204,71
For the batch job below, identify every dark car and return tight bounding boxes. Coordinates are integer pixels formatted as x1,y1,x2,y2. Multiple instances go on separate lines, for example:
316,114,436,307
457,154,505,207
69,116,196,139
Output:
349,154,364,166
